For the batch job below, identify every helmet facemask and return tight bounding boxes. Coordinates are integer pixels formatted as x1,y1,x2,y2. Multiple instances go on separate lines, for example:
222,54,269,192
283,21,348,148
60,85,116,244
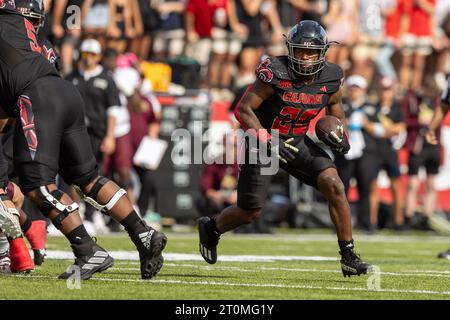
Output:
16,0,45,30
286,40,329,76
18,8,44,29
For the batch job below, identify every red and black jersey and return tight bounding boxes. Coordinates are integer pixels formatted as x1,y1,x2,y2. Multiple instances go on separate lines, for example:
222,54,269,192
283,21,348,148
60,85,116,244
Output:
0,3,59,116
253,56,343,138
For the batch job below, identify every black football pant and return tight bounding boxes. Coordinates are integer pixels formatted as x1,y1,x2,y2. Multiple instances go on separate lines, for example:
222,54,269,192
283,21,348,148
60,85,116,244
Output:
13,76,99,193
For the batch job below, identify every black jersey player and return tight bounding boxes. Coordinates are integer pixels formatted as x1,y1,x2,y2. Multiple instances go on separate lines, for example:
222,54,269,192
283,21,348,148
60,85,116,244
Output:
198,20,372,277
0,0,167,280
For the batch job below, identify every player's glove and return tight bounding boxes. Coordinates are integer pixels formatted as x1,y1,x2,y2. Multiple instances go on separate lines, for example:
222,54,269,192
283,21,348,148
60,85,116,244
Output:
0,198,22,239
323,125,350,154
268,137,300,164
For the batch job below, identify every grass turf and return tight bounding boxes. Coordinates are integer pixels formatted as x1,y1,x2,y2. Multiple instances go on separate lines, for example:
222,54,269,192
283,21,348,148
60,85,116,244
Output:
1,229,449,300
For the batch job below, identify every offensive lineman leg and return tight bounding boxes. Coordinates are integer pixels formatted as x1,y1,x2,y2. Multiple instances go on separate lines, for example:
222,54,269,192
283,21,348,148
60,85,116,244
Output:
26,184,114,280
76,175,167,279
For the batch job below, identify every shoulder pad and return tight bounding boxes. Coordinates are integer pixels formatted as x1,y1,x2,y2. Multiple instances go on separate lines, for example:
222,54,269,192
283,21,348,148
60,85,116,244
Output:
0,1,18,13
316,62,344,93
255,56,292,86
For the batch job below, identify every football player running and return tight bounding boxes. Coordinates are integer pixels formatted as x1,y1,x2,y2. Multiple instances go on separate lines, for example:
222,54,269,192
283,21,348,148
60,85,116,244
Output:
198,21,372,277
0,0,167,280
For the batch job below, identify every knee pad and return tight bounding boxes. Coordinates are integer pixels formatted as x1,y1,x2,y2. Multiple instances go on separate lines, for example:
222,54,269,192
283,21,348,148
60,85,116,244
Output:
74,176,127,215
38,186,79,229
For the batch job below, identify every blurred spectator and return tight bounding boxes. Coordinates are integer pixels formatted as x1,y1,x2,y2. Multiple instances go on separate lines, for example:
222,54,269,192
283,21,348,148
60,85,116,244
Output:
295,0,328,23
261,1,285,58
128,79,161,219
363,77,406,231
398,0,436,91
433,0,450,91
37,0,55,42
336,75,379,231
208,0,248,99
102,66,136,209
352,0,395,83
197,133,239,217
185,0,227,86
262,170,297,230
375,0,401,81
402,89,440,228
152,0,186,60
322,0,358,70
267,0,301,56
107,0,144,54
102,48,119,73
83,0,110,46
130,0,160,60
52,0,92,75
234,0,267,84
66,39,121,223
426,75,450,145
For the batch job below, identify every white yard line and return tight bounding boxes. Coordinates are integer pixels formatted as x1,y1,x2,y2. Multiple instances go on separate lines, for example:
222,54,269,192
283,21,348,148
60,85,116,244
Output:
109,264,450,278
11,274,450,296
42,250,339,262
46,233,450,243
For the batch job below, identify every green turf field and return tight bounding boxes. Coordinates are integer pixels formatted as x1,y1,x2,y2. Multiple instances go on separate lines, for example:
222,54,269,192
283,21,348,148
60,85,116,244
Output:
1,229,449,300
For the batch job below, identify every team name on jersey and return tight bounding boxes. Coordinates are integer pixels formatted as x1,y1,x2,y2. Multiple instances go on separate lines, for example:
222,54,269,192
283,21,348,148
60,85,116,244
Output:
282,91,323,105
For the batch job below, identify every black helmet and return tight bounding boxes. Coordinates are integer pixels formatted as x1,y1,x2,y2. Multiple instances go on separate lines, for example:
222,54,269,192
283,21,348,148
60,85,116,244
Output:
15,0,45,29
285,20,329,76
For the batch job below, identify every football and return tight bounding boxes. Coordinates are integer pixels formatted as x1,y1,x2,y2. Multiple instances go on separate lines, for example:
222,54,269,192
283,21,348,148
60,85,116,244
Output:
315,115,344,144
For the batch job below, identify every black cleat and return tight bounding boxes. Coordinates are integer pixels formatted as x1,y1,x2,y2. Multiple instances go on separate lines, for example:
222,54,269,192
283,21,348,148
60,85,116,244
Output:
58,243,114,280
437,248,450,259
134,226,167,279
340,248,373,277
33,249,46,266
198,216,220,264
